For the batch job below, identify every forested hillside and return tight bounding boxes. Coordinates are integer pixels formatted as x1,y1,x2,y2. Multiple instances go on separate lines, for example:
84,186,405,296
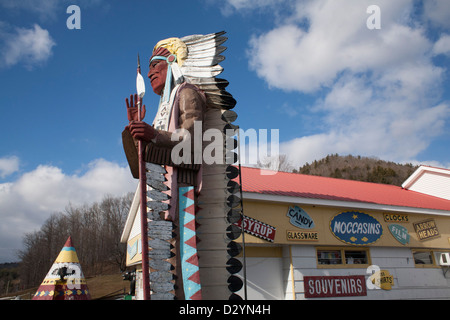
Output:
294,154,418,186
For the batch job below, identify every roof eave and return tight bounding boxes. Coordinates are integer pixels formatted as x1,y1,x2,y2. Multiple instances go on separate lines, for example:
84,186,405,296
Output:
243,191,450,217
402,165,450,189
120,183,140,243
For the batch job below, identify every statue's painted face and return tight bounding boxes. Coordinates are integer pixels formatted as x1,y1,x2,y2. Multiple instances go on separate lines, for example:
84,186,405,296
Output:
148,59,168,95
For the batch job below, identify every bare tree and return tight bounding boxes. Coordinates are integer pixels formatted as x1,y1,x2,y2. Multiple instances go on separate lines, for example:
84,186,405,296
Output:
257,154,294,172
17,193,133,290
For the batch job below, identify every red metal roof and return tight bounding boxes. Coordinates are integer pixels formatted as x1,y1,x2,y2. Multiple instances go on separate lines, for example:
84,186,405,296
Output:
239,166,450,212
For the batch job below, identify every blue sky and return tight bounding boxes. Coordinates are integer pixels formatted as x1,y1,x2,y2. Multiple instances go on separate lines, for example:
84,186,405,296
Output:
0,0,449,262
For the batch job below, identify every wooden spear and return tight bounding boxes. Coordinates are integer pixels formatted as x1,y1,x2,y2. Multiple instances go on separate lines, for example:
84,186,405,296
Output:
136,53,151,300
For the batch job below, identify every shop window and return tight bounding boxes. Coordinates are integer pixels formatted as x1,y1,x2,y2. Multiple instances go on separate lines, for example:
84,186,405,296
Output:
434,251,450,266
412,249,450,268
345,250,368,265
317,248,370,268
317,250,342,265
412,250,434,266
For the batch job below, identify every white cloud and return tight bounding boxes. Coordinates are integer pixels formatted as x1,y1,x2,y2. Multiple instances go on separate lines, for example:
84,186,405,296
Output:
244,0,450,167
248,1,429,93
224,0,282,10
0,24,56,69
220,0,295,17
0,156,19,178
423,0,450,29
0,159,137,262
433,34,450,56
279,133,338,166
0,0,60,21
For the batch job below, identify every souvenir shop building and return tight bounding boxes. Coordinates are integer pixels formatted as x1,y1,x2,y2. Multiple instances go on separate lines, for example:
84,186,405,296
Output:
233,165,450,300
121,165,450,300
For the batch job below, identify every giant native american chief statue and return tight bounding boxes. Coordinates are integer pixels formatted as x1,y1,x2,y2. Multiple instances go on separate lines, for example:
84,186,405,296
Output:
122,31,244,300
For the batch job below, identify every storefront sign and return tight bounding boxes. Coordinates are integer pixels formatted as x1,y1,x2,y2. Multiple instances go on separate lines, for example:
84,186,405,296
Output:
304,275,367,298
369,270,394,290
383,213,409,223
388,224,410,245
287,206,315,229
127,239,138,259
286,230,319,241
234,215,276,242
330,211,383,245
413,219,440,241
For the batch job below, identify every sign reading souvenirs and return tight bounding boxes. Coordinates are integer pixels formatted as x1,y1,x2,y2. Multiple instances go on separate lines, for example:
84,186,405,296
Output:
287,206,315,229
413,219,440,241
234,215,276,242
304,275,367,298
388,224,410,245
330,211,383,245
286,231,319,241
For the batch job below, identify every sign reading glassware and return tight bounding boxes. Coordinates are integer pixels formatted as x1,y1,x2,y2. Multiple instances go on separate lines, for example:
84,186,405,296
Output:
330,211,383,245
286,230,319,241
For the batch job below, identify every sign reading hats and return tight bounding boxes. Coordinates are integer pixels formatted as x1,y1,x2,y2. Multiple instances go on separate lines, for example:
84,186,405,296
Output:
330,211,383,245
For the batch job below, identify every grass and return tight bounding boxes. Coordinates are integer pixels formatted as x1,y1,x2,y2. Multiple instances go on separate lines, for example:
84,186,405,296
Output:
0,271,130,300
86,272,129,300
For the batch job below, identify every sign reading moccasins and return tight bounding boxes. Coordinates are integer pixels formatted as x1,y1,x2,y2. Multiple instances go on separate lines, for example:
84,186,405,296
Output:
330,211,383,245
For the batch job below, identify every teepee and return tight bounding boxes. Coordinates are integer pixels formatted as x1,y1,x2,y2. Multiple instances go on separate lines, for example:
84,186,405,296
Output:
33,236,91,300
